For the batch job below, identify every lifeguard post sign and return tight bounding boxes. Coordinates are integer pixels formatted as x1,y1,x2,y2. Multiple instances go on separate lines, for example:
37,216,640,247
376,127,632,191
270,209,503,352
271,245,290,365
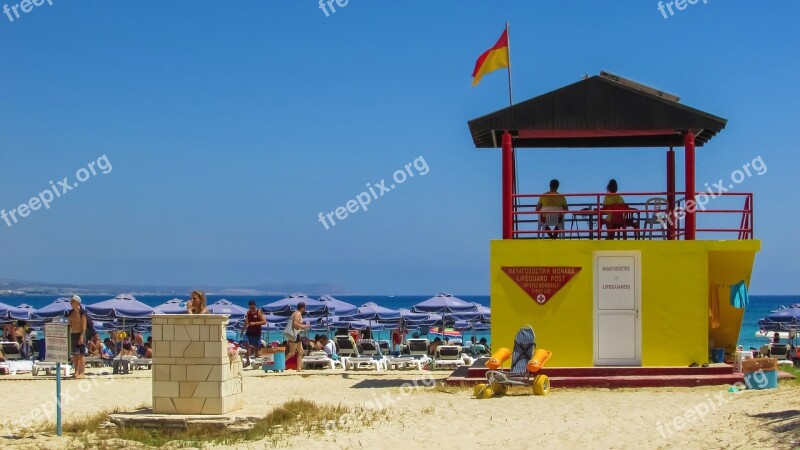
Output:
502,266,581,305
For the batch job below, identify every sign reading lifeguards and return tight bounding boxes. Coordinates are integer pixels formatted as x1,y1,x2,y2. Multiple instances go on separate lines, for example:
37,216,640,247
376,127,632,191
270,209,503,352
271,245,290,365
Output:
502,266,581,305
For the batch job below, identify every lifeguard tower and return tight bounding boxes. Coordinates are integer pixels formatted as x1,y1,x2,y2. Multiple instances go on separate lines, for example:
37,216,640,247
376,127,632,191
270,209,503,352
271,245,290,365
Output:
468,72,759,378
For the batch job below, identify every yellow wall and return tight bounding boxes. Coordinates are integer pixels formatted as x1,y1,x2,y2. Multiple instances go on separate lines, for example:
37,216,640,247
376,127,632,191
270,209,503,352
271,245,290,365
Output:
708,250,757,355
490,240,760,367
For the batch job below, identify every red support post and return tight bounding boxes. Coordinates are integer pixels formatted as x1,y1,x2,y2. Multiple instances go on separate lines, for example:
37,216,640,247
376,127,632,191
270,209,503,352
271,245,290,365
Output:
684,132,696,240
502,132,514,239
666,147,676,240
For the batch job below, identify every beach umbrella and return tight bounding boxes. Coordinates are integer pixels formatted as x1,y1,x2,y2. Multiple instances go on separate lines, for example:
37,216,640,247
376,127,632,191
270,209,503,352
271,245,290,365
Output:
10,305,36,320
153,298,187,314
262,294,330,316
85,293,154,319
33,297,74,319
207,299,247,320
758,304,800,332
758,304,800,348
352,303,400,341
353,302,401,321
0,301,33,320
413,293,478,338
398,308,432,322
338,319,391,331
412,293,478,313
318,295,357,317
454,320,491,332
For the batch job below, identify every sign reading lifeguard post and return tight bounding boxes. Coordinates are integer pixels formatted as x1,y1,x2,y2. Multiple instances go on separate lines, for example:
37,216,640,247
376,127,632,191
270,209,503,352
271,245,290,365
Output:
44,323,70,364
502,266,581,304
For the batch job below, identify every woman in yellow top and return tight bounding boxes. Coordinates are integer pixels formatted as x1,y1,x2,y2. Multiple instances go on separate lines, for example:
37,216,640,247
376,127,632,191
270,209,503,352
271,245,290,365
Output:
602,179,626,239
536,179,568,238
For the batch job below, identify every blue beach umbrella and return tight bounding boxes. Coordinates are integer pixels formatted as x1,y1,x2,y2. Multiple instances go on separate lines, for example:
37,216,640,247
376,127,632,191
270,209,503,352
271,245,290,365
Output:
758,304,800,332
353,302,401,321
153,298,187,314
262,294,330,316
454,320,491,332
451,303,490,322
413,293,478,336
318,295,357,317
85,294,154,319
0,302,32,320
207,299,247,320
33,297,74,319
412,293,478,313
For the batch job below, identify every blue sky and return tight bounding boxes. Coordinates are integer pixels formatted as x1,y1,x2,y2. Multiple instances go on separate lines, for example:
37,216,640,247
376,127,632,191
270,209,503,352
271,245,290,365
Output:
0,1,798,294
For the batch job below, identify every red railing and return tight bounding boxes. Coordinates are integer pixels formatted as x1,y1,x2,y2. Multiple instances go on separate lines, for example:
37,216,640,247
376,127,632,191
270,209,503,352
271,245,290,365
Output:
511,192,754,240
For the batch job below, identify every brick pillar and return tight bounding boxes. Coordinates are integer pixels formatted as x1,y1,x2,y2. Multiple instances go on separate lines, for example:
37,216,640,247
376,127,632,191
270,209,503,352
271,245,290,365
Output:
151,314,244,414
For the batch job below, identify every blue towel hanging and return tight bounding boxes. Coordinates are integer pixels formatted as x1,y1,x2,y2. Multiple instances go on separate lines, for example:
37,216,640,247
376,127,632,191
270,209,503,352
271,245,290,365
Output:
730,281,749,308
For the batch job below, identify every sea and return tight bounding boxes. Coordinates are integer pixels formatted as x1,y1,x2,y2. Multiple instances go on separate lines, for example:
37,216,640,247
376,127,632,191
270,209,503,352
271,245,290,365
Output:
3,294,797,349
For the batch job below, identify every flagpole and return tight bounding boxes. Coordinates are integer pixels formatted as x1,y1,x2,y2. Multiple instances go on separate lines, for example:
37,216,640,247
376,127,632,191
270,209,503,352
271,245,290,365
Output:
506,22,519,234
506,22,513,107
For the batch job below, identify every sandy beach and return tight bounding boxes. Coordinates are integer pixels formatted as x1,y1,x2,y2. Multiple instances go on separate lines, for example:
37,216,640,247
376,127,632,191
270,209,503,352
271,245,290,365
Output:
0,368,798,450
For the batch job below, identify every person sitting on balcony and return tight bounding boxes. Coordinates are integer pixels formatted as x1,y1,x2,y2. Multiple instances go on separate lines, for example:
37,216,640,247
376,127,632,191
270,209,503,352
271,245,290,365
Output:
536,179,568,239
603,178,626,239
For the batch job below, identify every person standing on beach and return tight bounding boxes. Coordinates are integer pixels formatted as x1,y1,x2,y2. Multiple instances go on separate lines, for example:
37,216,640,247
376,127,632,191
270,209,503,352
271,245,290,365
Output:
243,300,266,367
68,295,87,378
187,290,209,314
288,302,310,371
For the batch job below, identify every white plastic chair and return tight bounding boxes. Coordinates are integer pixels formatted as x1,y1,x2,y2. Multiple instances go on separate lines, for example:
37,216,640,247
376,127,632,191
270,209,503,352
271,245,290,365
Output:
643,198,668,240
538,207,565,238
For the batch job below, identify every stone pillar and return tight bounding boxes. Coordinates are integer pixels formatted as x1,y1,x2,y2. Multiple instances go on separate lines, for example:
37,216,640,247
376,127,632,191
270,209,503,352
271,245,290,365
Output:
151,314,243,415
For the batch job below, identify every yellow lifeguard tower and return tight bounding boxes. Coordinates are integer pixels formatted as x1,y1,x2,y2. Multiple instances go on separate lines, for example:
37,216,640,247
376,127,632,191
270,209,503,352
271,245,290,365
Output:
468,72,759,369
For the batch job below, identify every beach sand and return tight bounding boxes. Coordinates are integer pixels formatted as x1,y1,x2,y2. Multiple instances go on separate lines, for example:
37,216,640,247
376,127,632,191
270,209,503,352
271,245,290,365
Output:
1,367,798,449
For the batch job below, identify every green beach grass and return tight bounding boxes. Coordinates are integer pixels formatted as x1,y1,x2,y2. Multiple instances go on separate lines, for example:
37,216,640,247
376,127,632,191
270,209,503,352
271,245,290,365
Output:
48,399,392,448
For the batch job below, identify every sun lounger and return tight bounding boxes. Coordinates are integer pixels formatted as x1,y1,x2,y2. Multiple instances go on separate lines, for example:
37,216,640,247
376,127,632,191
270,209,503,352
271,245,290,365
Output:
132,357,152,370
407,339,430,357
431,345,465,370
387,338,431,370
346,340,387,371
85,356,108,367
767,344,794,367
7,360,33,375
112,355,152,373
334,335,359,368
0,341,23,360
301,351,343,370
32,361,73,377
386,354,428,370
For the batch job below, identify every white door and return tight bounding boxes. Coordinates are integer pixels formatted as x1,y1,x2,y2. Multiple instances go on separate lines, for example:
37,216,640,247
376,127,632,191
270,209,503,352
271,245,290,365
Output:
594,252,641,366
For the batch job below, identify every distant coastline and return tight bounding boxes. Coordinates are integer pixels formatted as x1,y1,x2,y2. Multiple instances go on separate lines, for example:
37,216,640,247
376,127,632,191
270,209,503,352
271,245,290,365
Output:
0,279,351,297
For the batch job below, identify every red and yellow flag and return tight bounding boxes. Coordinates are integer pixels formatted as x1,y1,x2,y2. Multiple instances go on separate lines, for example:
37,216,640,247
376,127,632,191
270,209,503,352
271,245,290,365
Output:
472,29,509,86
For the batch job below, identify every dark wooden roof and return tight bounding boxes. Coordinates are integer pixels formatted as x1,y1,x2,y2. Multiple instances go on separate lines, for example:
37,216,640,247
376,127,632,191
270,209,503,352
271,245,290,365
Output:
468,74,727,148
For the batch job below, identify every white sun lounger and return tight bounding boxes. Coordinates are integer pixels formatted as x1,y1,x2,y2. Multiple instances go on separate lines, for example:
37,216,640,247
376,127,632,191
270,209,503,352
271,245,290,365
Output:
32,361,73,377
0,341,23,360
431,345,466,370
302,351,343,370
346,340,387,371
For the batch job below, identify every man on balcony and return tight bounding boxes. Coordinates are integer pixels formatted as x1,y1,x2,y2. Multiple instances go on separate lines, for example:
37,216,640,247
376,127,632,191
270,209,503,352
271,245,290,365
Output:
536,179,568,239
